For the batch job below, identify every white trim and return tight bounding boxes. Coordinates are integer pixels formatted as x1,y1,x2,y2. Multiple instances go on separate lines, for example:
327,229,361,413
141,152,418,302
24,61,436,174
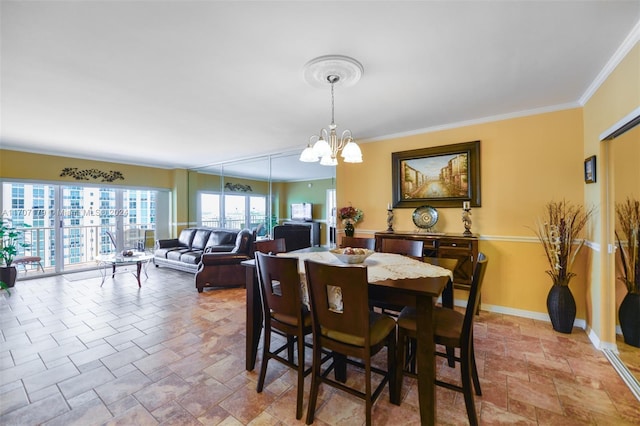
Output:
580,20,640,106
599,105,640,141
602,349,640,402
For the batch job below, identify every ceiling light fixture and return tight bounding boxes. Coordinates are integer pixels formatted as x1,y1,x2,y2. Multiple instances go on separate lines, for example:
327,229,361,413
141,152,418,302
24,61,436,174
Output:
299,55,364,166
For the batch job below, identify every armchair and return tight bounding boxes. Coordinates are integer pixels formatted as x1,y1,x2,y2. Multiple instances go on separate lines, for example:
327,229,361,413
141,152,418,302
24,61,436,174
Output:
195,228,253,293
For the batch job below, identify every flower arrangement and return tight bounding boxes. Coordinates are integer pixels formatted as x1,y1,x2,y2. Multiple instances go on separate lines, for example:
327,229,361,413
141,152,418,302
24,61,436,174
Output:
338,206,364,226
615,197,640,294
533,200,594,286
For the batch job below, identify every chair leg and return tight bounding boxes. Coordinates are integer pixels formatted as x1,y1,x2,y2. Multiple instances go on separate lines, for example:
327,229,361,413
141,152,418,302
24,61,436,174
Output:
295,333,305,419
470,339,482,396
305,343,322,425
446,346,455,367
460,346,479,426
387,332,399,406
287,335,295,362
394,328,406,404
364,355,372,426
257,326,271,393
408,338,417,373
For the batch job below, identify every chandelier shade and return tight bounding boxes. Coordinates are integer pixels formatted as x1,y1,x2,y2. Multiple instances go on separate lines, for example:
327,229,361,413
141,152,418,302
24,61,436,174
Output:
300,56,364,166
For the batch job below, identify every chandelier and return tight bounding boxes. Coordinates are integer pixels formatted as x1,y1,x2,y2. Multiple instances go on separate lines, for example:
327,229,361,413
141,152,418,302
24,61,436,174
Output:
299,55,364,166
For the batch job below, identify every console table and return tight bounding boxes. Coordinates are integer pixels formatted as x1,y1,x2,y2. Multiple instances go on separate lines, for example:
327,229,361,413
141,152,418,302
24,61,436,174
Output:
374,231,478,293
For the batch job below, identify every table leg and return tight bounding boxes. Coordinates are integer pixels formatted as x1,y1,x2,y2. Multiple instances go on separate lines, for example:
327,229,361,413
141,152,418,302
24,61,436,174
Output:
245,265,263,371
135,261,142,287
99,262,107,286
416,293,437,426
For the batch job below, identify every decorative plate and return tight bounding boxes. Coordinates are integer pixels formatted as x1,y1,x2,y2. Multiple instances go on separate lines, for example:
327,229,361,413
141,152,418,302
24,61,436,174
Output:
412,205,439,229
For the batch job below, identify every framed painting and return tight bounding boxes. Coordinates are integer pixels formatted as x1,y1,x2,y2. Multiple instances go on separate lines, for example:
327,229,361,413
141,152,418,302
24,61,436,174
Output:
391,140,481,208
584,155,596,183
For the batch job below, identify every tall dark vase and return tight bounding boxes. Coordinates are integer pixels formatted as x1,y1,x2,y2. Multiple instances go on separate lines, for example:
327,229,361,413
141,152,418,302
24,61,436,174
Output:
344,222,355,237
619,292,640,348
547,284,576,334
0,266,18,288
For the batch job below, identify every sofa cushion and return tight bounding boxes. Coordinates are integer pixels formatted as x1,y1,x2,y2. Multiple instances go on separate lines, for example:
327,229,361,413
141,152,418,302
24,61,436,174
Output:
167,248,192,261
179,250,203,265
206,230,238,247
191,229,212,251
178,228,198,248
155,247,182,259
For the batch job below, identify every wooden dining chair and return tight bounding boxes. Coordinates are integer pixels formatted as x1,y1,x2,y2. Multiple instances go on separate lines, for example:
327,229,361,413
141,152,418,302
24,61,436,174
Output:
254,237,287,254
380,238,424,260
255,251,311,420
373,239,426,315
340,236,376,250
396,253,488,426
304,259,397,426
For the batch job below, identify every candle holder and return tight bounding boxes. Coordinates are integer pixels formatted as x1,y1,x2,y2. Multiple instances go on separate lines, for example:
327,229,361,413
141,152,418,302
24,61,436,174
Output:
462,205,472,236
386,208,394,232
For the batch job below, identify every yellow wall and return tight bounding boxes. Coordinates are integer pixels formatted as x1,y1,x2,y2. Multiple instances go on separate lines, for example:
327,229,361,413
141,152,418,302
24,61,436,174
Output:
583,42,640,345
0,150,176,188
337,108,587,317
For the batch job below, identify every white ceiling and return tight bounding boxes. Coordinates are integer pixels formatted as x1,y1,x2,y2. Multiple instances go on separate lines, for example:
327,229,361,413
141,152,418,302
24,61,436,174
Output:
2,1,640,181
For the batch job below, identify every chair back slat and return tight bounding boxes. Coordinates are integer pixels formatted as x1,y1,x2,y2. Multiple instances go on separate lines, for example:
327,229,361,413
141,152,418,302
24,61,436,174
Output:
340,236,376,250
304,260,370,344
380,238,424,259
255,252,303,322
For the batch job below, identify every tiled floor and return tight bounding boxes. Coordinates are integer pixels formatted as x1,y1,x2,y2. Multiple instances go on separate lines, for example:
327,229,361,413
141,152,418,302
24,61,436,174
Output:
1,265,639,425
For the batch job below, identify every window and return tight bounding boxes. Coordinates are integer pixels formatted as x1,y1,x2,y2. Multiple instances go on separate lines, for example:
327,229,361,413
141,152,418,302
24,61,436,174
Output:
1,182,159,273
199,192,267,234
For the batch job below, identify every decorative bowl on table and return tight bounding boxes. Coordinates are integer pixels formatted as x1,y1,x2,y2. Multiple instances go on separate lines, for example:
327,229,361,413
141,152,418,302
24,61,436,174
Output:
329,248,374,264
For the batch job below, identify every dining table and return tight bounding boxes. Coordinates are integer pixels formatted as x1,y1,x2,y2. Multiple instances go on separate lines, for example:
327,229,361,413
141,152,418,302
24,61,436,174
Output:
241,247,457,426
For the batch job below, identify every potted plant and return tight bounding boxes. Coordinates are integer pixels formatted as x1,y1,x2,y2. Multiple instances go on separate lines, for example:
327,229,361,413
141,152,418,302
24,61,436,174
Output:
338,205,364,237
615,197,640,347
1,219,30,291
533,200,594,333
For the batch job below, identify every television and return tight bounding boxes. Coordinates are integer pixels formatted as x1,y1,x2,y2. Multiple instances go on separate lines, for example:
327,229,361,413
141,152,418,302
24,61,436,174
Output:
291,202,313,221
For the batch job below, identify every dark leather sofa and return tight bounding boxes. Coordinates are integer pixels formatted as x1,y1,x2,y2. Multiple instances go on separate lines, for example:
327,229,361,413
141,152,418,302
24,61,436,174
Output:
154,227,254,292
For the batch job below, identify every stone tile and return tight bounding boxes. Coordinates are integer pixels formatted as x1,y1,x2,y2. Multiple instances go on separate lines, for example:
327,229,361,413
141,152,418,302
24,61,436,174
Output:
42,398,113,426
58,364,115,399
133,348,181,375
22,361,80,394
0,385,29,416
0,393,69,425
133,373,191,412
68,342,116,367
95,369,153,405
506,375,563,415
218,382,278,424
103,403,158,426
177,378,234,417
101,344,148,372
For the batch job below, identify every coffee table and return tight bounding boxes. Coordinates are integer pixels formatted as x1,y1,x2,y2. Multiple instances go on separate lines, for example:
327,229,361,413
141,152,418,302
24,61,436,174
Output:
96,252,154,287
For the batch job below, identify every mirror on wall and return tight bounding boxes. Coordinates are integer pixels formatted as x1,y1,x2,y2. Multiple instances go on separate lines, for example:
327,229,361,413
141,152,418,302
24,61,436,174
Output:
602,109,640,399
610,122,640,390
189,151,335,239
